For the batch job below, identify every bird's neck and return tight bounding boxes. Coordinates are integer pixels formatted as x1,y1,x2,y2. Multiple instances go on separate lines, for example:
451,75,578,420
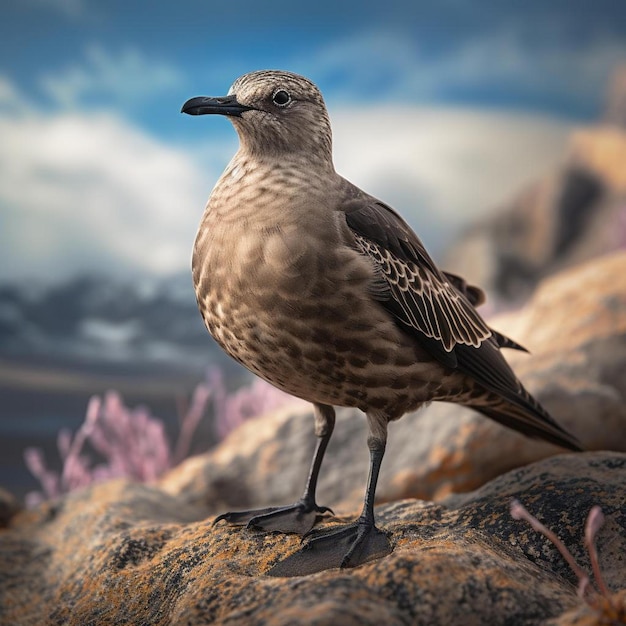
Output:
206,151,340,228
235,144,335,173
225,148,337,195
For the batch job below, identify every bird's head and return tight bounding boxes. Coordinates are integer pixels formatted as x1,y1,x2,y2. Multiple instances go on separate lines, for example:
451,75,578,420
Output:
182,70,333,165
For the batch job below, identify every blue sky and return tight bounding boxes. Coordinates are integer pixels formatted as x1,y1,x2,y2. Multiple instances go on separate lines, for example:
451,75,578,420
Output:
2,0,626,283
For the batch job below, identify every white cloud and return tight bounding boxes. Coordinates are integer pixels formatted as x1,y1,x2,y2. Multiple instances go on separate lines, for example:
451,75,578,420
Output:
0,88,212,282
331,106,572,255
40,44,182,109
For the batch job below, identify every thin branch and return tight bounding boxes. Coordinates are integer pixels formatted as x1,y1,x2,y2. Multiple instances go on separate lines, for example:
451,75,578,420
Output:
510,499,591,598
585,506,610,598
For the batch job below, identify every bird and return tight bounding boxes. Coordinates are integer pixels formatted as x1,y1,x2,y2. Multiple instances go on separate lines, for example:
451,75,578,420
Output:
181,70,582,576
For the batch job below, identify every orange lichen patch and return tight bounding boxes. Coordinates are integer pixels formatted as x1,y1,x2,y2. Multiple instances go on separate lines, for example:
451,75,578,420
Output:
2,453,626,625
361,535,578,624
386,423,479,502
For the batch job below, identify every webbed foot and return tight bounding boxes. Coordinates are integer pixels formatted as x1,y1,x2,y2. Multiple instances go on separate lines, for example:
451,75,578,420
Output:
267,520,393,577
213,500,333,535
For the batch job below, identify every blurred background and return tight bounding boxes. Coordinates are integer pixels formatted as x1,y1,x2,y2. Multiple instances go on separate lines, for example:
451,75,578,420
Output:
2,0,626,501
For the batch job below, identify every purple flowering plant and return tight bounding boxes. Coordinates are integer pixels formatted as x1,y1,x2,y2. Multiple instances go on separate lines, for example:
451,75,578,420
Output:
23,368,301,506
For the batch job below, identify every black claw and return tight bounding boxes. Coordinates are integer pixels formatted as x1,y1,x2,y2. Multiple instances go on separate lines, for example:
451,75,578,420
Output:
212,502,332,535
212,513,227,526
213,507,282,527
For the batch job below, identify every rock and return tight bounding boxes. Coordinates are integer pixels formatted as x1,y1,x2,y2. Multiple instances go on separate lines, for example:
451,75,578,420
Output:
445,109,626,304
1,453,624,625
160,252,626,512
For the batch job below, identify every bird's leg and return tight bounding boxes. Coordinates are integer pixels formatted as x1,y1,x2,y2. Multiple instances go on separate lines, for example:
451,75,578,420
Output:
298,403,335,512
338,434,392,567
268,413,393,577
213,403,335,535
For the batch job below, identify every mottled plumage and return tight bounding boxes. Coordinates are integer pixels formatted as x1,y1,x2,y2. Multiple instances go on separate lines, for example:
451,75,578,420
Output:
182,70,582,575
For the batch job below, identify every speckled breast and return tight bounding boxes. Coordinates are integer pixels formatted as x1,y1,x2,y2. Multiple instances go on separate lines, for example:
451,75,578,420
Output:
192,204,445,416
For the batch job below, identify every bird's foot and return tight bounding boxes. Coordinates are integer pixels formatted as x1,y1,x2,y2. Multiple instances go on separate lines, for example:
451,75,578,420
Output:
267,519,393,577
213,500,333,536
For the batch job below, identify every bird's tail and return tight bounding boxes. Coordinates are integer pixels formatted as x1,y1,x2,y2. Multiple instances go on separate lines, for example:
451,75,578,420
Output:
466,386,583,452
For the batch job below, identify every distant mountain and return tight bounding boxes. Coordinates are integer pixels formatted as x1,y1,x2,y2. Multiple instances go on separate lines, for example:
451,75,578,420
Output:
0,272,231,374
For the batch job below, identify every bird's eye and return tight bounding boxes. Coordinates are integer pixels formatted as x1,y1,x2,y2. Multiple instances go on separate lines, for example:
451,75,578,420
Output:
272,90,291,107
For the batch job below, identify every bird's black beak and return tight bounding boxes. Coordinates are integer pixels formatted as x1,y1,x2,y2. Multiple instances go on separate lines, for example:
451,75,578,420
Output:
181,95,254,117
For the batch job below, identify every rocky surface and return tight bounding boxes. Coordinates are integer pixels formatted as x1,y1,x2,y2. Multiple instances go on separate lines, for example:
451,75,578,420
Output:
1,452,625,626
2,250,625,625
161,251,626,513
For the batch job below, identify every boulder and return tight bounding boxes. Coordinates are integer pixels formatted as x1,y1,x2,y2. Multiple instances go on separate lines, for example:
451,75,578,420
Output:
444,117,626,304
1,453,624,625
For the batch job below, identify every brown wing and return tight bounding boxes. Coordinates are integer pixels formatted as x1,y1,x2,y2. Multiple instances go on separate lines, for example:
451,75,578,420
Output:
344,200,491,355
443,271,528,353
341,195,581,451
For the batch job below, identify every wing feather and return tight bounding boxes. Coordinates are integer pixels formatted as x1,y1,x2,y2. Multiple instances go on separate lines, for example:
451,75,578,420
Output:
350,226,491,353
340,193,581,452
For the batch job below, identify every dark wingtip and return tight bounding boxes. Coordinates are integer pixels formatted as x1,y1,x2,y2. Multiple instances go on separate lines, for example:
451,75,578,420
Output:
492,330,530,353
